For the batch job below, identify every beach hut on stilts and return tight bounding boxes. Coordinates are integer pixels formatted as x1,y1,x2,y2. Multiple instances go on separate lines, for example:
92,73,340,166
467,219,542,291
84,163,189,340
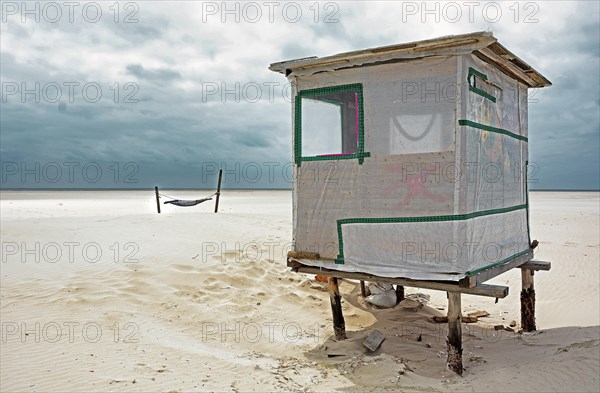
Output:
269,32,552,374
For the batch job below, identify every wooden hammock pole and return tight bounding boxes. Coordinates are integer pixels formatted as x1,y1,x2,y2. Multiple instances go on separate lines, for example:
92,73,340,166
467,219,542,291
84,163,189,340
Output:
154,186,161,214
214,169,223,213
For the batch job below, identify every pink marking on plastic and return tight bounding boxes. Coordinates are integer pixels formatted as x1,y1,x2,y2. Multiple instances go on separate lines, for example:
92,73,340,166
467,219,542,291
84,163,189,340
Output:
354,92,359,143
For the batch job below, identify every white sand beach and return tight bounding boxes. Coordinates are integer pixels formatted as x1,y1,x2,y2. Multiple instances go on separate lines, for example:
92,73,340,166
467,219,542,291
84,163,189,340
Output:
1,190,599,392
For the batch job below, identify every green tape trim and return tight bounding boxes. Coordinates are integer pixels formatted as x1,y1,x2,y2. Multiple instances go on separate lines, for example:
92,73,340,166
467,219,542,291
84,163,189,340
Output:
294,98,301,164
300,152,371,162
294,83,367,166
338,204,527,226
468,67,488,80
468,67,497,103
525,160,531,245
299,83,363,97
335,219,345,264
465,249,532,276
357,84,365,164
335,204,528,264
458,120,528,142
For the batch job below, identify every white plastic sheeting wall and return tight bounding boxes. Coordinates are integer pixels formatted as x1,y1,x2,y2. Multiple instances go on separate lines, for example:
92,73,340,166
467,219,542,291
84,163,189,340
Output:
338,207,527,279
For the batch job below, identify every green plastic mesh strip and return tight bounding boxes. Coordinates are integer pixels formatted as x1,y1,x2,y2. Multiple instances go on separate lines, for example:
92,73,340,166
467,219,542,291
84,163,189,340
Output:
294,98,302,164
468,67,497,103
465,249,532,276
468,67,488,80
299,83,363,97
458,120,528,142
525,160,531,245
300,152,371,162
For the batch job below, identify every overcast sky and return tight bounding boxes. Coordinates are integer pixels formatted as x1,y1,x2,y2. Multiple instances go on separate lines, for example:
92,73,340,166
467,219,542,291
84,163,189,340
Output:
1,1,598,189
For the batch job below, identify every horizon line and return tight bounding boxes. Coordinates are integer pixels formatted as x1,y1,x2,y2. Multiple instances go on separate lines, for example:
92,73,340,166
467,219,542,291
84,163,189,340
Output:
1,188,599,192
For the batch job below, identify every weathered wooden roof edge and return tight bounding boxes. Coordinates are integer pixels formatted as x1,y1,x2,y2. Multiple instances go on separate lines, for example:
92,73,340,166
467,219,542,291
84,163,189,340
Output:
269,31,551,88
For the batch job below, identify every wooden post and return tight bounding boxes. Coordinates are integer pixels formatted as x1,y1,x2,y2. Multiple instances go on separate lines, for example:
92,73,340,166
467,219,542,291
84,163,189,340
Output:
154,186,161,214
360,280,367,297
214,169,223,213
446,292,463,375
521,268,536,332
395,285,405,304
328,277,347,341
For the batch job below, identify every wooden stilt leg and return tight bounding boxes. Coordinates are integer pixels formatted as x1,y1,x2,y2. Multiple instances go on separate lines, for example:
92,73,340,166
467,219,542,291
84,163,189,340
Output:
446,292,463,375
395,285,405,304
521,268,536,332
360,280,367,297
328,277,347,340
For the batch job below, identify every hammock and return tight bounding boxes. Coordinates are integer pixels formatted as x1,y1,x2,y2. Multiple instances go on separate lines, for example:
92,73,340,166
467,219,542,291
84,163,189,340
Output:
161,192,216,207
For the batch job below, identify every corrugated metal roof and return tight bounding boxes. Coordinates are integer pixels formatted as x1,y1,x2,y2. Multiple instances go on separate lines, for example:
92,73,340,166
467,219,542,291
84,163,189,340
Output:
269,32,551,88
